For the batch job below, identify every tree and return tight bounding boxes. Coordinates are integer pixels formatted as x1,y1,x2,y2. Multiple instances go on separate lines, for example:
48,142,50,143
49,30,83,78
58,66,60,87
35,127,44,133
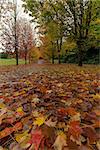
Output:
1,0,19,65
1,1,35,65
23,0,100,66
18,18,34,64
0,0,10,21
0,0,13,52
23,0,68,64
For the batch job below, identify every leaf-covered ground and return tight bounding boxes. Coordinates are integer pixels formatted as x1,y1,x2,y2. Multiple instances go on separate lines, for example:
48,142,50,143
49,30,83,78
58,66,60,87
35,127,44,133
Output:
0,64,100,150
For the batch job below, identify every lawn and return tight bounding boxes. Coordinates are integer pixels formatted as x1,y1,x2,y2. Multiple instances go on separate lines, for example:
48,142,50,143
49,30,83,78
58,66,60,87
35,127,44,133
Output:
0,58,25,66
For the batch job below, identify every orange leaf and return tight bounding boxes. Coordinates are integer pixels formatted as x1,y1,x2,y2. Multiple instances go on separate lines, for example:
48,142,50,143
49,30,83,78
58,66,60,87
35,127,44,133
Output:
58,107,77,116
92,120,100,128
68,121,83,139
58,108,67,115
13,122,23,131
66,107,77,116
0,127,12,139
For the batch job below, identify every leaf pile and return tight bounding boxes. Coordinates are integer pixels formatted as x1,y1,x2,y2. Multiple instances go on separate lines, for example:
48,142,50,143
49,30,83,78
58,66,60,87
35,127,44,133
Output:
0,64,100,150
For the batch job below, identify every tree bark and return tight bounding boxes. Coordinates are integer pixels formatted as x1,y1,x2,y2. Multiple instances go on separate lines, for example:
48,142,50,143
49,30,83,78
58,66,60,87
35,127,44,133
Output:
15,48,18,65
78,50,83,66
57,39,61,64
51,41,55,64
25,50,27,64
77,40,83,66
52,49,54,64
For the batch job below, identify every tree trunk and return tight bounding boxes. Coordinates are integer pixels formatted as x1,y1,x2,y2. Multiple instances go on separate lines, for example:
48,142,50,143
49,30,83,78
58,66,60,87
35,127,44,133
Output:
57,40,61,64
28,53,31,64
15,49,18,65
52,50,54,64
77,40,83,66
25,51,27,64
78,50,83,66
58,51,60,64
51,41,54,64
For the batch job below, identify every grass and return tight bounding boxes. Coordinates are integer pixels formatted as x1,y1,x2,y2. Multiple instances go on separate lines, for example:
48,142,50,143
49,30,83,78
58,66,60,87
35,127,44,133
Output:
0,58,25,66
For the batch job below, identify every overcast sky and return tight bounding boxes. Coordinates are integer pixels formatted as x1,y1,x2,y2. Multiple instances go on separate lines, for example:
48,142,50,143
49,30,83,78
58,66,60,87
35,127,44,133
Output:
17,0,31,19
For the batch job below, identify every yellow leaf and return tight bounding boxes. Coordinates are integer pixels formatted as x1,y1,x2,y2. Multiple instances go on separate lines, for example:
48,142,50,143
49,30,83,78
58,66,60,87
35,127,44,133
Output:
34,116,46,126
15,131,30,143
16,107,23,112
93,94,100,99
0,103,6,109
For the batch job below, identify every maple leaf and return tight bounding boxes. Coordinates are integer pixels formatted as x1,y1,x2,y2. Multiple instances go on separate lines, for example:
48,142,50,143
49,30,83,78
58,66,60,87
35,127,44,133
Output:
53,131,67,150
70,112,81,121
6,117,15,124
96,141,100,150
68,121,83,140
32,98,40,104
41,124,56,146
15,131,30,143
9,142,23,150
93,109,100,116
16,107,23,112
13,122,23,131
0,103,6,109
82,126,98,144
29,129,44,150
78,145,93,150
0,108,7,124
15,131,31,149
16,107,24,117
34,116,46,126
0,127,12,139
45,118,57,127
66,107,77,116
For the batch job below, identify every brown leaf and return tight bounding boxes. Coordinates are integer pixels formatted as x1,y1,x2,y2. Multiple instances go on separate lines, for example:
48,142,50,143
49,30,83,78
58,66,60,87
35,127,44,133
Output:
78,145,93,150
82,126,98,144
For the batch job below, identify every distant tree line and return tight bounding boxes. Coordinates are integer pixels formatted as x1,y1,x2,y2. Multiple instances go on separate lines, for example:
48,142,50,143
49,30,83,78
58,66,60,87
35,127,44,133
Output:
23,0,100,66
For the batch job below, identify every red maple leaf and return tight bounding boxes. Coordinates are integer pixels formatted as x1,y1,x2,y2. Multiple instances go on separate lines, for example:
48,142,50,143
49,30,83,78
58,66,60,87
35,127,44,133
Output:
29,129,44,150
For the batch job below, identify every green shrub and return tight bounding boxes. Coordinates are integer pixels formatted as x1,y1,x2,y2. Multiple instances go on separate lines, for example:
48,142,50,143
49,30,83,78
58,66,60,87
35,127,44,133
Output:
0,53,8,59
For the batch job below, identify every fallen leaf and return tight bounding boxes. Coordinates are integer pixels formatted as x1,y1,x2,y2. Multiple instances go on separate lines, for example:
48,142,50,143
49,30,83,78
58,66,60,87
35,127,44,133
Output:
53,131,67,150
15,131,30,143
13,122,23,131
34,116,46,126
68,121,83,140
78,145,93,150
82,126,98,144
0,127,12,139
45,118,57,127
9,142,23,150
29,129,44,150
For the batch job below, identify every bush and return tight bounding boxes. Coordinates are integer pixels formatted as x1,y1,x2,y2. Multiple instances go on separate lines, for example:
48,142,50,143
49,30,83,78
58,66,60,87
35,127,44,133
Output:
0,53,8,59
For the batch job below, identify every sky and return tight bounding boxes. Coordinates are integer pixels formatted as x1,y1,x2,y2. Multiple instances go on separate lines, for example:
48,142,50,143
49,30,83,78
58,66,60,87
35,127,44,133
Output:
17,0,31,19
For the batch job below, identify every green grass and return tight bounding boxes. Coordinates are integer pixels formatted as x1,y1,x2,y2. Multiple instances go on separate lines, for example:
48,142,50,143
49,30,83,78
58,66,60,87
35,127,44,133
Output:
0,58,25,66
